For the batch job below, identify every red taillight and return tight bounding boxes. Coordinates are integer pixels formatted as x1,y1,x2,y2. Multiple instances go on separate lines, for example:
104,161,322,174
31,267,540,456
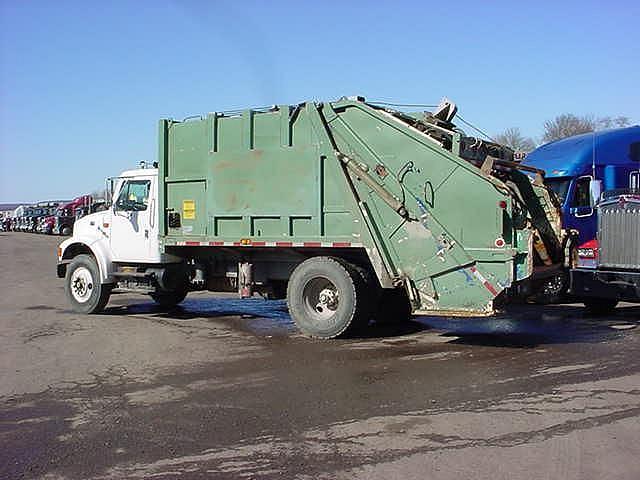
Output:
498,200,507,209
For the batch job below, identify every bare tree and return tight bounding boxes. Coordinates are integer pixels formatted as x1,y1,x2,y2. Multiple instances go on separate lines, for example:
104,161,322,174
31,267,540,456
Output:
542,114,596,143
542,114,632,143
596,116,631,130
494,127,537,152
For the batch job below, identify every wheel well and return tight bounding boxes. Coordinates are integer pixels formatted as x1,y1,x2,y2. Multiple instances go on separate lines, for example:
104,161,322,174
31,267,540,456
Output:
62,243,94,261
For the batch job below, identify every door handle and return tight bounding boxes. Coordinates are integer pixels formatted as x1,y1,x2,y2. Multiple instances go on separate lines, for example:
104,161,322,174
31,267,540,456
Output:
149,199,156,228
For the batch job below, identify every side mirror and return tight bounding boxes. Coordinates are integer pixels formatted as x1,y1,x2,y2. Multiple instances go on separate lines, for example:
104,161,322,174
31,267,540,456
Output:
105,177,116,209
589,179,602,207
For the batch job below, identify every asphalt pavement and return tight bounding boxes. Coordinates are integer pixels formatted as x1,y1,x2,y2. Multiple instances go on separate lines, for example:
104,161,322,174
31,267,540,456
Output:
1,232,639,479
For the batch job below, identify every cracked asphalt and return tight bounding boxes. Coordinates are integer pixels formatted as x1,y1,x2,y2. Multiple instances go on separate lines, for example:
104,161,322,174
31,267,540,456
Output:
1,232,639,479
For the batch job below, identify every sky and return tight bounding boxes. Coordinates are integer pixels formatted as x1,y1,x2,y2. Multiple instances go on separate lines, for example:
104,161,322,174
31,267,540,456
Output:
1,0,638,203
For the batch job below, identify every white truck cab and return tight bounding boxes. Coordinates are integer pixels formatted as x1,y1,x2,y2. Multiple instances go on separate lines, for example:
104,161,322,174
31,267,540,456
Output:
57,166,186,313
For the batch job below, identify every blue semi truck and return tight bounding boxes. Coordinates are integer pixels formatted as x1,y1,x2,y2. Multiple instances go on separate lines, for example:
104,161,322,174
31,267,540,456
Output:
525,126,640,245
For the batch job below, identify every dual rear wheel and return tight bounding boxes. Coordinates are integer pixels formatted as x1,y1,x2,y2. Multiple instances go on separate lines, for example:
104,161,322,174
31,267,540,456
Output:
287,256,412,339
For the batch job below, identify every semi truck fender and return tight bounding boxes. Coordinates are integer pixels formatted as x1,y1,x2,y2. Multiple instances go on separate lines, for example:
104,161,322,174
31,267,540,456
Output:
58,236,114,284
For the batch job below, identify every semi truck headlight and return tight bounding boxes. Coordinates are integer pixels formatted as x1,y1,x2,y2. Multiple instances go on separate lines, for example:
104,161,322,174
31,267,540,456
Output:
577,247,596,259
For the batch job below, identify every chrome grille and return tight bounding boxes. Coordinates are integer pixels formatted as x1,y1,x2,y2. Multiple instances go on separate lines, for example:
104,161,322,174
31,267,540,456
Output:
598,200,640,269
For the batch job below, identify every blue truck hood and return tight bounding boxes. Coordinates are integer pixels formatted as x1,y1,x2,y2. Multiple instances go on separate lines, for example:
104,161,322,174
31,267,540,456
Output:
524,125,640,178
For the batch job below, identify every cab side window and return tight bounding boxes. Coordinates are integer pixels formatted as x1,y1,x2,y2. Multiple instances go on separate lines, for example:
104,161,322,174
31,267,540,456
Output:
115,180,150,211
630,142,640,162
571,177,591,208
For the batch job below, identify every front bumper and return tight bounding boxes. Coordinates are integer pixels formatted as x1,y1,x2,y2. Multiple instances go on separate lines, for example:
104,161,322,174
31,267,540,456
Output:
569,268,640,302
57,261,69,278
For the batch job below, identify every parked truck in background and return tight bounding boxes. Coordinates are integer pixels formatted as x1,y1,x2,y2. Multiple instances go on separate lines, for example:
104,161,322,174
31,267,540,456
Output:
13,206,26,231
75,199,107,220
38,204,63,234
22,202,60,233
53,195,94,236
19,206,36,232
40,214,55,234
525,126,640,245
570,189,640,313
57,97,576,338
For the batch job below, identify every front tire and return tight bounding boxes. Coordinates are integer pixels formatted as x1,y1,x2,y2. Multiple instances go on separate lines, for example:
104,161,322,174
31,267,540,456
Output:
64,254,111,313
287,257,369,339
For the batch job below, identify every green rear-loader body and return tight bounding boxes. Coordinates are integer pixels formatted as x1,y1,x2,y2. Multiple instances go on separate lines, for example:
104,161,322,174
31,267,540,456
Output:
158,97,568,315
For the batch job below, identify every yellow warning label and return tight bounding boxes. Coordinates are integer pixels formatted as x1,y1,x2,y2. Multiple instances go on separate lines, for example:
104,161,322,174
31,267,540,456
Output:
182,200,196,220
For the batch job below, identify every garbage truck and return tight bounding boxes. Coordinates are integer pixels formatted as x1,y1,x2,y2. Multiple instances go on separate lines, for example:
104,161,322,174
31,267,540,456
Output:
57,97,575,338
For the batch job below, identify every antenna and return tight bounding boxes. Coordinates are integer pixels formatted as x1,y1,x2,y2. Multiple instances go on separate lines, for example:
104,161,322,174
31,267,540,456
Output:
592,131,596,179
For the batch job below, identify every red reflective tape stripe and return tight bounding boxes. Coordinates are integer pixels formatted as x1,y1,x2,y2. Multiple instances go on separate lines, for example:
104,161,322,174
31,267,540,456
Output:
469,266,499,296
182,240,359,248
483,281,499,296
303,242,322,247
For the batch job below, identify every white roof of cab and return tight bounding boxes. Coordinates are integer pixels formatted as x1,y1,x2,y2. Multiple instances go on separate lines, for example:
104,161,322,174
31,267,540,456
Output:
117,168,158,178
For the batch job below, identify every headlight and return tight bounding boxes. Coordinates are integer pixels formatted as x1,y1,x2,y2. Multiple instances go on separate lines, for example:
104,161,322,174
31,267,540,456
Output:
577,248,596,258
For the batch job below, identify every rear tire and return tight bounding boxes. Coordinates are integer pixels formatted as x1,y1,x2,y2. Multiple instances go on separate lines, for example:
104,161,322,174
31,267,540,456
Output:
287,257,369,339
150,290,188,309
61,226,72,236
64,254,112,314
584,298,618,315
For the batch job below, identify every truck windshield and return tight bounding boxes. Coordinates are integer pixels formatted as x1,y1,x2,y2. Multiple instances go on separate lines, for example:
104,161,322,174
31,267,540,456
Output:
545,177,571,205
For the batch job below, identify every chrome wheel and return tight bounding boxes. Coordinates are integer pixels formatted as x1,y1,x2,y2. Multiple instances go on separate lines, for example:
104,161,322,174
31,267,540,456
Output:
288,257,368,339
303,277,339,321
70,266,93,303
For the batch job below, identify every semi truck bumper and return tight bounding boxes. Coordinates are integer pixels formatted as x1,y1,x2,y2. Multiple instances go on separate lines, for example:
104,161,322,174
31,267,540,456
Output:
569,268,640,302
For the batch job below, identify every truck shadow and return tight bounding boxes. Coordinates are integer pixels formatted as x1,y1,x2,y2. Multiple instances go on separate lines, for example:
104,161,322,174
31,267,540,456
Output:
101,297,297,336
100,296,639,346
411,303,640,348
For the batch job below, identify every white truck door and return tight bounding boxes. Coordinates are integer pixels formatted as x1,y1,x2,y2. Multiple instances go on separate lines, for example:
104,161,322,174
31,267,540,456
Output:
110,176,156,262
